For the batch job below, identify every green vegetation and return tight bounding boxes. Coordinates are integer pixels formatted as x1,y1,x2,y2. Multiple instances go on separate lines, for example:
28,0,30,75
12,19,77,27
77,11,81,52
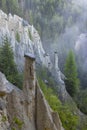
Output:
0,0,83,41
0,36,23,89
12,128,16,130
28,10,33,25
11,117,23,130
38,78,79,130
0,1,87,129
37,66,87,130
75,89,87,115
21,0,82,42
36,66,57,93
16,32,20,43
1,115,7,122
28,29,33,41
13,117,23,129
64,51,79,97
0,0,23,16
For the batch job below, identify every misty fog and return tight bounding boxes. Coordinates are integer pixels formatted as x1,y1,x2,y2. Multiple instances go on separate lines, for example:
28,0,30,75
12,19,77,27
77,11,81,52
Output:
45,0,87,88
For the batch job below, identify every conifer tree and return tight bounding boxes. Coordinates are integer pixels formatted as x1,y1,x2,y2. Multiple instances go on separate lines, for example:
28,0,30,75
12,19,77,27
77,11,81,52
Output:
1,0,7,13
0,36,23,88
64,51,79,97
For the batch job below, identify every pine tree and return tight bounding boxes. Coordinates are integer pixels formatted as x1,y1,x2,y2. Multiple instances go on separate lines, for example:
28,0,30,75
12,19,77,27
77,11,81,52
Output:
64,51,79,97
0,36,23,88
1,0,7,13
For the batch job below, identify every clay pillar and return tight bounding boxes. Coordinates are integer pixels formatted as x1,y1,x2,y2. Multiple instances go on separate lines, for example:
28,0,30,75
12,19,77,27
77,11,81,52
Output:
23,53,36,91
23,53,36,122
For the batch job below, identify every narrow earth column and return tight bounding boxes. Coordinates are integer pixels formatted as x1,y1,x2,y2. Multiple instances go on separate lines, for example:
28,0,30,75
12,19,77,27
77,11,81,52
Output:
23,53,36,122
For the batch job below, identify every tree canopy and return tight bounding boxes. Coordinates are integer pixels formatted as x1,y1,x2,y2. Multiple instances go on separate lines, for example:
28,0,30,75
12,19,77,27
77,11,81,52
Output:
64,51,79,97
0,36,23,89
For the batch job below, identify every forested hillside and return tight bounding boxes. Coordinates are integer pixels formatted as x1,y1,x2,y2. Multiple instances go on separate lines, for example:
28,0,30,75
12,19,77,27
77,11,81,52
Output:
17,0,87,90
18,0,83,42
1,0,87,113
1,0,87,105
0,1,87,129
0,0,84,40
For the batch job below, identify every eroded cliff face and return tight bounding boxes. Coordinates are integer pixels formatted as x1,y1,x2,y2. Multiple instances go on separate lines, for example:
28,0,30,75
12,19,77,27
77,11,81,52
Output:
0,9,51,71
0,10,69,102
0,54,64,130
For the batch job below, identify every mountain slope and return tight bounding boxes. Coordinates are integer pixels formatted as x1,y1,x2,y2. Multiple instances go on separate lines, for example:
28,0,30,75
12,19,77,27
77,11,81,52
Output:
0,54,64,130
0,10,87,130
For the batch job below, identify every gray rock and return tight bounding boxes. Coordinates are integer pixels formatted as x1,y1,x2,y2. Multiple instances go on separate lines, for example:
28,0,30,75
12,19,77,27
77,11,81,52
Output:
0,10,65,90
0,52,64,130
0,98,6,110
0,72,14,96
36,82,63,130
0,9,70,103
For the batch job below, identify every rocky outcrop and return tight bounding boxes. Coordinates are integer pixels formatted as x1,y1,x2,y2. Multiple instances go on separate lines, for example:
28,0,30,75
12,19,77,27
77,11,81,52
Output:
0,54,64,130
0,72,14,130
36,82,64,130
0,9,51,71
0,72,13,96
0,10,68,101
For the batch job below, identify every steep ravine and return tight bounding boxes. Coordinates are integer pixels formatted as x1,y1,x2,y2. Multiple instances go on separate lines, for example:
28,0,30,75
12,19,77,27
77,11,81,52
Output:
0,54,64,130
0,10,87,130
0,10,64,130
0,10,68,101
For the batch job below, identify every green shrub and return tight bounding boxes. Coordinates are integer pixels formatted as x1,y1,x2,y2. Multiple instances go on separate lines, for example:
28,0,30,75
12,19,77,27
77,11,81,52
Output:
12,128,16,130
75,89,87,114
28,29,33,41
13,117,23,129
38,78,79,130
10,117,23,130
0,36,23,89
1,115,7,122
64,51,79,97
16,32,20,43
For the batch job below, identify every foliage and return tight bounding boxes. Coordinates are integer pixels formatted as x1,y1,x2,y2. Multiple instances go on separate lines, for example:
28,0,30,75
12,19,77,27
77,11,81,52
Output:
11,116,23,130
1,0,7,13
75,89,87,114
64,51,79,97
28,29,33,41
1,115,7,122
38,78,79,130
12,128,16,130
0,0,83,42
26,0,82,41
78,116,87,130
16,32,20,43
13,117,23,129
0,36,23,89
36,65,57,93
0,0,23,16
28,10,33,24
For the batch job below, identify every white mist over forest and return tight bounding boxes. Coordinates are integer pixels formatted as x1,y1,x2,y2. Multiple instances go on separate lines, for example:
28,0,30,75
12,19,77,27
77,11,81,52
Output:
0,0,87,87
44,0,87,88
0,1,87,129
